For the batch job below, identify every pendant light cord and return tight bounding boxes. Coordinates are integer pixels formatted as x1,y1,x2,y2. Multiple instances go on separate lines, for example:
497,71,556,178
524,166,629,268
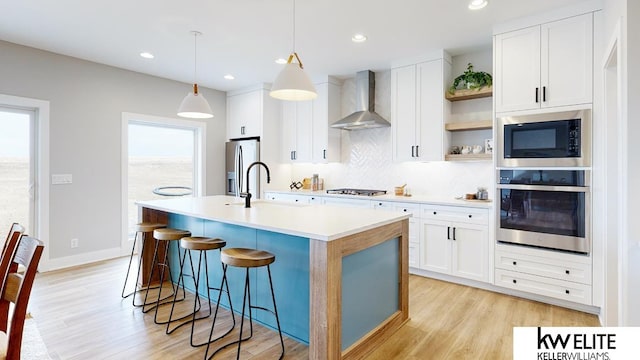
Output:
292,0,296,53
193,32,198,85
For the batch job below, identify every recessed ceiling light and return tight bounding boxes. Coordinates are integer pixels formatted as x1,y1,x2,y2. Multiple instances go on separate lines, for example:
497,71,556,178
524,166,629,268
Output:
275,58,288,64
468,0,488,10
351,33,367,43
224,74,235,80
139,52,154,59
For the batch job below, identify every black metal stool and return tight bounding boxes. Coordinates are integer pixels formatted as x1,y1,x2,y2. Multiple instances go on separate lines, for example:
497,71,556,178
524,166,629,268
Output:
121,222,166,306
142,227,191,324
166,236,236,347
205,247,284,360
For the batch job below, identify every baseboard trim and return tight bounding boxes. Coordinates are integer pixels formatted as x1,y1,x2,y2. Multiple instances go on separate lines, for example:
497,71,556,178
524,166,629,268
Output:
42,247,122,272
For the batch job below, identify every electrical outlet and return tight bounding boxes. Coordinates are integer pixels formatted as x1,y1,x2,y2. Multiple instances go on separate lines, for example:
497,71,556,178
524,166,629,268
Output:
71,238,79,248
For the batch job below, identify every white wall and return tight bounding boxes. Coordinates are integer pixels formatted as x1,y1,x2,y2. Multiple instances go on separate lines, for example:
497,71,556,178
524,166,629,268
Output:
601,0,639,325
291,50,494,200
0,40,227,269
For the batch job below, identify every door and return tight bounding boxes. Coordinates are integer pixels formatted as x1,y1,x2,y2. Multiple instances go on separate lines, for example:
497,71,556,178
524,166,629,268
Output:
495,26,541,113
0,107,35,234
391,65,418,161
417,59,444,161
420,220,451,274
541,13,593,108
451,223,488,281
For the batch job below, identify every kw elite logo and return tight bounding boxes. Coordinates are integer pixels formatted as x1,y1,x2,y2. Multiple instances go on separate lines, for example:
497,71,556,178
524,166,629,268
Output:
514,327,639,360
536,327,614,359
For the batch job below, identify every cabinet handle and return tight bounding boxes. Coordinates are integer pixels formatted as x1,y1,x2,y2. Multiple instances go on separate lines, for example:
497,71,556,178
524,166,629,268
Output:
543,86,547,102
433,211,437,215
241,126,246,135
535,87,539,103
565,289,570,294
513,279,517,284
403,209,408,212
513,261,517,266
565,270,570,275
447,226,451,240
468,214,472,218
452,227,456,241
311,197,315,200
323,149,327,159
415,145,419,157
411,145,415,157
378,202,383,206
295,199,299,202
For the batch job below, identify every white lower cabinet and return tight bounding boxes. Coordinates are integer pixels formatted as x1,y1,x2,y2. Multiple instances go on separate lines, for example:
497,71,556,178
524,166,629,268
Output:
373,201,421,268
419,205,489,282
321,197,372,208
494,244,592,305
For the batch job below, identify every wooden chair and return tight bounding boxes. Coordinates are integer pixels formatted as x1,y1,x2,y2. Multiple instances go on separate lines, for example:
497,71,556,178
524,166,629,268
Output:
0,235,45,360
0,224,25,295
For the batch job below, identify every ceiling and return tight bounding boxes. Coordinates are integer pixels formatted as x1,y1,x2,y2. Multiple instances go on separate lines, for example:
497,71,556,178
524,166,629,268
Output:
0,0,589,92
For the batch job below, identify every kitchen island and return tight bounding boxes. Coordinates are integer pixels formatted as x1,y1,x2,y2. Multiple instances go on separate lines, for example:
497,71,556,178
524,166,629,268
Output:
136,195,409,360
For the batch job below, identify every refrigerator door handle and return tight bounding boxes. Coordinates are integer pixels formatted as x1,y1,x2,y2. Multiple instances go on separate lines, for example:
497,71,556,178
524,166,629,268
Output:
237,145,243,196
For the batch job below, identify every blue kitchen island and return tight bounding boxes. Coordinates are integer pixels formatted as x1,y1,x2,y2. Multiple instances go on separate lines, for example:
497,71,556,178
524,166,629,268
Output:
137,196,409,360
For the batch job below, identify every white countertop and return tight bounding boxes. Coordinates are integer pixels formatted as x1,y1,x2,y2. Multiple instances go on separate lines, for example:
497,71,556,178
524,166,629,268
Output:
137,195,410,241
265,189,493,209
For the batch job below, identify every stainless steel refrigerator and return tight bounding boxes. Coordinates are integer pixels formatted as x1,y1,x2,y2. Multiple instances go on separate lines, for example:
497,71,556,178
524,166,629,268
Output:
225,138,261,198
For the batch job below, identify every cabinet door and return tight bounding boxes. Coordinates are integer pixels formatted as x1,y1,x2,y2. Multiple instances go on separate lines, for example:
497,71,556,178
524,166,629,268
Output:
281,101,312,162
450,223,488,282
391,65,418,162
541,13,593,108
227,91,262,139
312,82,341,163
417,59,444,161
494,26,541,113
420,220,451,274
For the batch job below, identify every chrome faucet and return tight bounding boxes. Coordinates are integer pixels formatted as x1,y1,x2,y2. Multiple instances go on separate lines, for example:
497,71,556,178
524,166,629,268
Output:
240,161,271,208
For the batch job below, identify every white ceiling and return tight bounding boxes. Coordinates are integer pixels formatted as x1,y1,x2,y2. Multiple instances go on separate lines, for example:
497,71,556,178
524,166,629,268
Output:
0,0,589,92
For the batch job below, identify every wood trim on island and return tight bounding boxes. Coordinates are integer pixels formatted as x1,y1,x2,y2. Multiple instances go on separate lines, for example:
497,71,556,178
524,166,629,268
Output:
310,219,410,360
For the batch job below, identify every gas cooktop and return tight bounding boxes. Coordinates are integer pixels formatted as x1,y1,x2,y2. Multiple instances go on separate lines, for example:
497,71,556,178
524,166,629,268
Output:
326,188,387,196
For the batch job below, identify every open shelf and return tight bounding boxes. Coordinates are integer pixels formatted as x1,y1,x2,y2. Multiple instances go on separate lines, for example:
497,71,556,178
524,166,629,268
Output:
445,120,493,131
445,86,493,101
444,153,492,161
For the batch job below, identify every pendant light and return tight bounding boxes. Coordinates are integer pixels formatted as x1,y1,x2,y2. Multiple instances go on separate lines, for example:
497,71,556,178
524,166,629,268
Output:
177,31,214,119
270,0,317,101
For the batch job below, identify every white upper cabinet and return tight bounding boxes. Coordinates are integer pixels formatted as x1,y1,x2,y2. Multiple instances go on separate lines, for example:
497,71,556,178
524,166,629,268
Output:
392,55,450,162
281,79,341,163
494,13,593,113
227,89,263,139
282,100,313,162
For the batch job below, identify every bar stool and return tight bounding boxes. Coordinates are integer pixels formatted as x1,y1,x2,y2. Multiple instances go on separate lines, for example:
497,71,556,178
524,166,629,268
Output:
142,227,191,324
205,248,284,360
121,222,166,306
166,236,236,347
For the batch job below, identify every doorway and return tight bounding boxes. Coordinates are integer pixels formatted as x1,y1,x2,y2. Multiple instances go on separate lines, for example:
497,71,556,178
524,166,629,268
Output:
0,107,34,234
120,113,206,253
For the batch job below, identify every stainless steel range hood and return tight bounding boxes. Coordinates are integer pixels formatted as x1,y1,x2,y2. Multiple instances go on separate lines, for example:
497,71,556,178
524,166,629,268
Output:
331,70,390,130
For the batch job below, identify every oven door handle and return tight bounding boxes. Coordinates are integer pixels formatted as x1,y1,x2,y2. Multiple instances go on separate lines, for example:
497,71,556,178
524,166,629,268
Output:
497,184,589,192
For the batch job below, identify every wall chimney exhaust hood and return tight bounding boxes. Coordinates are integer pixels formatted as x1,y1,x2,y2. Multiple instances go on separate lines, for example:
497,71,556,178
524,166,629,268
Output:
331,70,390,130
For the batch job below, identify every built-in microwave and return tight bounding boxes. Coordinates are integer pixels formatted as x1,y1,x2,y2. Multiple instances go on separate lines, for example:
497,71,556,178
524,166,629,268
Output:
497,110,591,167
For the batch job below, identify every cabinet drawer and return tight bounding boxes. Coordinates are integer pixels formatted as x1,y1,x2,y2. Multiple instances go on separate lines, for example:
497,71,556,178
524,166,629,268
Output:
495,269,592,305
420,205,488,225
495,249,591,285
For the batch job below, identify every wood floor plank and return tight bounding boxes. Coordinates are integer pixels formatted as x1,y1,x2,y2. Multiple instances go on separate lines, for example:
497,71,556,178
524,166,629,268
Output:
29,257,599,359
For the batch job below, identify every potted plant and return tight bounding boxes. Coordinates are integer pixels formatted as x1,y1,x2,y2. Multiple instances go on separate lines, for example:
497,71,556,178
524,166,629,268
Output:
448,63,492,94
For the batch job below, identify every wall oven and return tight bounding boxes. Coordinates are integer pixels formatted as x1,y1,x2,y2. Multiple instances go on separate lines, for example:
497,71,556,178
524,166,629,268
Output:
497,169,590,254
497,109,591,167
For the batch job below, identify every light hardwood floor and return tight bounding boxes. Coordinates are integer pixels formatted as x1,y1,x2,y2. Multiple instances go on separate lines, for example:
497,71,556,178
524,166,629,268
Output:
29,257,599,359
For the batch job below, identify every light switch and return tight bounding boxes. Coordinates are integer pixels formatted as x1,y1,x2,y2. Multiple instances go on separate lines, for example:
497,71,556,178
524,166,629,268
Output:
51,174,72,185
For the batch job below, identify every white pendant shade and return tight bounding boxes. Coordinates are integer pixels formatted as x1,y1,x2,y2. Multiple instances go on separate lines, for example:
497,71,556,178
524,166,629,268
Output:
177,84,214,118
270,62,317,101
